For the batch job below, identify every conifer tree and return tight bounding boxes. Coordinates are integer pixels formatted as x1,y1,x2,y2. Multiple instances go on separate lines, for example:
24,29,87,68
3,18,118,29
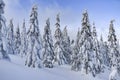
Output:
25,5,42,68
108,20,120,80
108,20,119,68
79,10,94,75
99,35,109,67
92,23,103,76
20,19,27,57
62,26,72,64
71,28,81,71
54,14,67,65
42,18,54,68
0,0,10,60
14,25,21,54
7,19,14,54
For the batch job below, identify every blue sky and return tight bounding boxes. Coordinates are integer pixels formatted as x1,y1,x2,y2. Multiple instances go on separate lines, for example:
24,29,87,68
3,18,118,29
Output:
4,0,120,40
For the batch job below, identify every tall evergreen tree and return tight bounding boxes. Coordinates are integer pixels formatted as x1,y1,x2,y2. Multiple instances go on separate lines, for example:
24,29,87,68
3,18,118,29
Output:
42,18,54,68
54,14,67,65
79,10,94,75
62,26,72,64
108,20,120,80
25,5,42,68
7,19,14,54
27,5,42,59
14,25,21,54
0,0,10,60
99,35,109,67
71,28,81,71
92,23,103,76
108,20,119,68
20,19,27,57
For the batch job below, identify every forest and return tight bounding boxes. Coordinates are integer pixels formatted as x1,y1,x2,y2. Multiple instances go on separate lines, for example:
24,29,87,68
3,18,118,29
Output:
0,0,120,80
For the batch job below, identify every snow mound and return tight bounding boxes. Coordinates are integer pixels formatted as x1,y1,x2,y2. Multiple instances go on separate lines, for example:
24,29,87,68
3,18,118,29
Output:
0,54,110,80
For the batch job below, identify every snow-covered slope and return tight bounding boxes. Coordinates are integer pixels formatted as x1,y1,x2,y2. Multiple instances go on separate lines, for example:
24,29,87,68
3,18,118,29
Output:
0,54,110,80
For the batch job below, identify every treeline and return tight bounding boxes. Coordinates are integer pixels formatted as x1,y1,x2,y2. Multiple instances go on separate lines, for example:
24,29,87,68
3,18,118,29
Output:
0,0,120,79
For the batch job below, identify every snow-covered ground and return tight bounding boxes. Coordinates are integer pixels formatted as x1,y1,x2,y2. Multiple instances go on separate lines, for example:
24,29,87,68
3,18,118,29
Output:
0,54,110,80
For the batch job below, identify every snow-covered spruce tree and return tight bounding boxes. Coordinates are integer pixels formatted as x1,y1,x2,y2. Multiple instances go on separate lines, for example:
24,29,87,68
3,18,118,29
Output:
20,19,27,57
54,14,67,65
42,18,54,68
71,28,81,71
14,25,21,54
107,20,120,79
99,35,109,67
108,20,119,68
108,20,120,80
27,5,42,60
62,26,72,64
79,10,95,76
0,0,10,60
92,23,104,76
25,5,42,68
0,22,9,60
7,19,14,54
